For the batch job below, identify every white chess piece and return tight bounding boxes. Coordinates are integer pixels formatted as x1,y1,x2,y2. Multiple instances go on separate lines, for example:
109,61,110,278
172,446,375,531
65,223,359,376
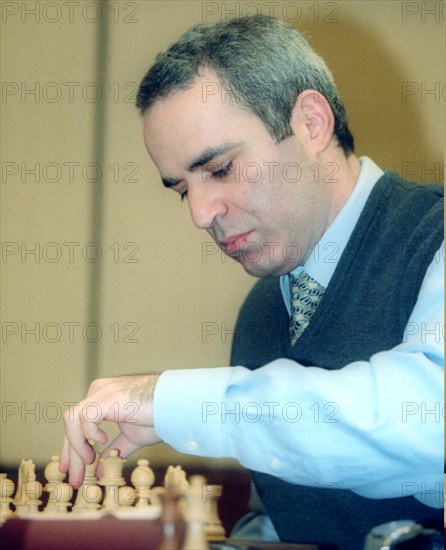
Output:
13,459,42,516
43,455,73,514
131,458,155,508
73,448,103,513
0,473,15,524
164,465,189,519
98,449,126,511
164,465,189,493
202,485,225,541
182,476,209,550
118,485,137,507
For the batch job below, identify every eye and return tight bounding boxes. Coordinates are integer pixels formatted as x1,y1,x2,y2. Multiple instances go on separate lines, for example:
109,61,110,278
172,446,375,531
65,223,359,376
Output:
210,161,233,180
180,190,188,202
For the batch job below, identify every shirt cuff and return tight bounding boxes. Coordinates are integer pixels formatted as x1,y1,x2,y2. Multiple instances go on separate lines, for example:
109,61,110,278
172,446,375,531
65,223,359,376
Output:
153,366,235,457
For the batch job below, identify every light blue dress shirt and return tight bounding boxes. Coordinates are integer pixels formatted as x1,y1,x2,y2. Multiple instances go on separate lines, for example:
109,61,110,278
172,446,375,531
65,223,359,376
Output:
154,157,444,508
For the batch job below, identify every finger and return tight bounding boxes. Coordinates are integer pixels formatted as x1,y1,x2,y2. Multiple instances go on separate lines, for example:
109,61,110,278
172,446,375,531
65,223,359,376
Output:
59,436,70,473
60,434,91,488
96,434,140,479
68,443,87,489
104,433,141,459
85,377,110,397
63,404,96,462
79,420,108,446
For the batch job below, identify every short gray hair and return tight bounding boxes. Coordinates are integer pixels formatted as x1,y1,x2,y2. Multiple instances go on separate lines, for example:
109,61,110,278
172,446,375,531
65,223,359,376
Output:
136,15,354,153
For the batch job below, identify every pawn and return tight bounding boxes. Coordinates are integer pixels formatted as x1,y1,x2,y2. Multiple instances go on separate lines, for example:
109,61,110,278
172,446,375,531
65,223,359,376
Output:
118,485,137,508
83,443,101,485
73,447,102,513
43,455,73,514
73,482,102,513
182,476,209,550
0,473,15,524
46,482,73,514
131,458,155,508
98,449,126,511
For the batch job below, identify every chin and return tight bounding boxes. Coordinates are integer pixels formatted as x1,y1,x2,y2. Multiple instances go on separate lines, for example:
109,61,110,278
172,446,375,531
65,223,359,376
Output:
240,258,287,278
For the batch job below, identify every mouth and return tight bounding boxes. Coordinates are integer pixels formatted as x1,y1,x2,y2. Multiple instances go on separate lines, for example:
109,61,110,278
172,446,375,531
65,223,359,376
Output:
220,232,253,256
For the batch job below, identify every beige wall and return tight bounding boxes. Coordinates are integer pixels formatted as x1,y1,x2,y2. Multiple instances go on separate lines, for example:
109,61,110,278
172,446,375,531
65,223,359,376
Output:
1,1,444,468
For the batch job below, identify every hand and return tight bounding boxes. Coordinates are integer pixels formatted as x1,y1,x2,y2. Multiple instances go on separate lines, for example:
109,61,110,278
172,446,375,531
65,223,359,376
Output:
59,374,161,487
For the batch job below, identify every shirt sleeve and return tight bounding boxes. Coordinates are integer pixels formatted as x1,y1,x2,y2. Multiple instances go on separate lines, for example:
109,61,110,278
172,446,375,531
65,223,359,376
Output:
153,245,444,508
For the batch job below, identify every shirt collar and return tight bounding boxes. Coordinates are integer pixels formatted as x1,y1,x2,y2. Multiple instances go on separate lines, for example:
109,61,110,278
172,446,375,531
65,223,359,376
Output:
280,156,384,313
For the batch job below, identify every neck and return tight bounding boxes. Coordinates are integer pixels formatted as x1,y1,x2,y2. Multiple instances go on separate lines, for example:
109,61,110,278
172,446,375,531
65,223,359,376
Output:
325,150,361,226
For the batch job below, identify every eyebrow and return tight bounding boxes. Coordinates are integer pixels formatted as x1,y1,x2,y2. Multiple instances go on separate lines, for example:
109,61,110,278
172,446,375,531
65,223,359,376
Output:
161,142,242,189
187,142,242,171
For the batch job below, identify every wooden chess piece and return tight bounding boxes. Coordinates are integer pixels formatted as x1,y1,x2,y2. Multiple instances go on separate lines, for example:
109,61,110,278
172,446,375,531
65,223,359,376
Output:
73,446,102,513
182,475,209,550
118,485,137,508
164,465,189,520
164,465,189,493
98,449,126,511
202,484,225,541
43,455,73,514
155,485,185,550
13,459,42,516
131,458,155,508
0,473,15,524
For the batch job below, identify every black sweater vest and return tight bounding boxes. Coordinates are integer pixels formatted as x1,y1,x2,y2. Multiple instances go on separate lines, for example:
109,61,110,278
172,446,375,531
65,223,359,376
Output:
230,173,444,550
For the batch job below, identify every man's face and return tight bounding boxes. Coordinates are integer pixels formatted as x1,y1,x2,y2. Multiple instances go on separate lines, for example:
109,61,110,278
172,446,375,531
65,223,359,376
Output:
143,72,334,277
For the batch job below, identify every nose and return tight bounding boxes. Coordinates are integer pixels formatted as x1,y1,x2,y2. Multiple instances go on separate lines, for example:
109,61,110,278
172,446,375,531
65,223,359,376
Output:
187,186,227,230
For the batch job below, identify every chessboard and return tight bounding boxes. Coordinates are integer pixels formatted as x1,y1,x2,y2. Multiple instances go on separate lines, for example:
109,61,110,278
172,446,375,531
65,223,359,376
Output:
0,449,226,550
0,450,319,550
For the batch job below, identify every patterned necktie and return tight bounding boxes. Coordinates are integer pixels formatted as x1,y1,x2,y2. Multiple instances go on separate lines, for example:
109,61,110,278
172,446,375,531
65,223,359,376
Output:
289,271,325,346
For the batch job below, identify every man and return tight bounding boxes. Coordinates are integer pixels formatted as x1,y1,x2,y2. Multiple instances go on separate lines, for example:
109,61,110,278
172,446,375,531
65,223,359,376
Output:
60,15,444,549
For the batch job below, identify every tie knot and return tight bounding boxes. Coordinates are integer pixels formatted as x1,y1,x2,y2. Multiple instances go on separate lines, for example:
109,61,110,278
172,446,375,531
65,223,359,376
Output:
289,270,323,295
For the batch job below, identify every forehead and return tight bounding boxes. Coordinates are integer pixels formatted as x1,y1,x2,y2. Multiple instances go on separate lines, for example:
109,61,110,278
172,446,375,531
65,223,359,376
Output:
142,72,267,172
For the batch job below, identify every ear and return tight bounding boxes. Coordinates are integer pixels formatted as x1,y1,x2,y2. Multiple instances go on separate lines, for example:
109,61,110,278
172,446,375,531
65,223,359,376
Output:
290,90,335,155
